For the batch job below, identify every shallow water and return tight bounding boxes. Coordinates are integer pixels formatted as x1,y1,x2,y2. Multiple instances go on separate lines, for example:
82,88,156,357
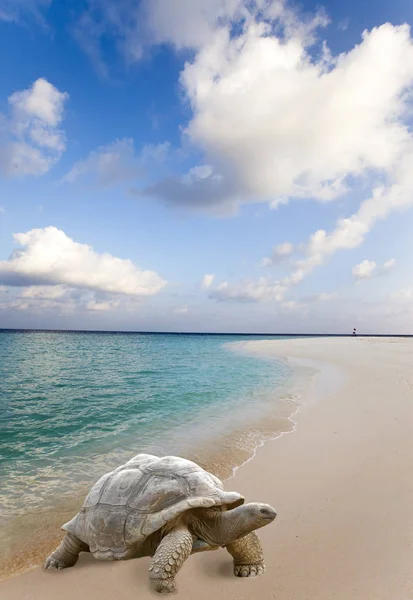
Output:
0,331,312,578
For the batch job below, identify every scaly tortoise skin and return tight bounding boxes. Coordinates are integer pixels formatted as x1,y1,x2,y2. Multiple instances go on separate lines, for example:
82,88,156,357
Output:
45,454,277,593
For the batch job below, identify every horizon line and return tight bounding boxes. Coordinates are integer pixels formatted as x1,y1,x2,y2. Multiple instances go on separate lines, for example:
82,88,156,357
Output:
0,328,411,337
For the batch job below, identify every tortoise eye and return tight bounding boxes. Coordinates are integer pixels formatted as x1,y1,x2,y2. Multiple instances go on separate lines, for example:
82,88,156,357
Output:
260,508,268,515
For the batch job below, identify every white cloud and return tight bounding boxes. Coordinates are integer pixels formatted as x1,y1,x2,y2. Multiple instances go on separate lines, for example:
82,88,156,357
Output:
275,242,294,257
0,227,167,296
201,274,215,289
279,145,413,288
127,9,413,216
210,277,287,302
352,259,377,280
141,0,244,52
0,142,51,176
262,242,294,267
63,139,170,186
0,78,68,177
382,258,396,272
178,21,413,210
223,163,408,295
208,276,340,305
269,197,290,210
352,257,396,281
10,78,66,128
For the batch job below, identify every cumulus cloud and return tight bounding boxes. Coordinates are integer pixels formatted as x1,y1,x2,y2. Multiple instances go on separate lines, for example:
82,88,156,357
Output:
352,259,377,280
210,277,287,302
63,139,170,186
177,19,413,211
201,274,215,289
352,258,396,280
134,12,413,217
0,78,68,177
0,227,167,296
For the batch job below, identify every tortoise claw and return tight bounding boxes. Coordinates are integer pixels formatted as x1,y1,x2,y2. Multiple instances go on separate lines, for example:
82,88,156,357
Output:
234,563,265,577
44,555,73,571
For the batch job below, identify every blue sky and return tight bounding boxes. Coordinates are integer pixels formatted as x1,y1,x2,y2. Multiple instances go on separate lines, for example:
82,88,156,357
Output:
0,0,412,334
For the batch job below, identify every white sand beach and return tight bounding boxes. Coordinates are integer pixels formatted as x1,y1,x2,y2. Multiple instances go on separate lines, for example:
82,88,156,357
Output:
2,337,413,600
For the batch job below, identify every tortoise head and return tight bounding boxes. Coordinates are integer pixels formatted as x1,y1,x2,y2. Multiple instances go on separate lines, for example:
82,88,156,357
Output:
233,502,277,532
217,502,277,545
190,502,277,546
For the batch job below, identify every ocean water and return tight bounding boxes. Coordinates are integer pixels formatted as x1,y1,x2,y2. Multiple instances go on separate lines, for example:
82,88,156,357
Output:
0,330,308,577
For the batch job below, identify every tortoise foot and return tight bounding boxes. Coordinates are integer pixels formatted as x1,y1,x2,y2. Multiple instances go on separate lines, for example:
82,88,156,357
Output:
44,554,77,570
234,562,265,577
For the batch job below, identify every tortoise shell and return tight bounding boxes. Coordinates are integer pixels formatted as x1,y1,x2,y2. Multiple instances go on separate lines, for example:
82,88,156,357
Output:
62,454,244,559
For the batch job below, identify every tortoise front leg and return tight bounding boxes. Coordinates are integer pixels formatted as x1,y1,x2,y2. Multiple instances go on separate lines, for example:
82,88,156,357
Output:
44,533,89,570
225,531,265,577
149,525,193,593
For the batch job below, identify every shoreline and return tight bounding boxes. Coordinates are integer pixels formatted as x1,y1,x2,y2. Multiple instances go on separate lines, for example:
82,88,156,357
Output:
2,337,413,600
226,350,321,481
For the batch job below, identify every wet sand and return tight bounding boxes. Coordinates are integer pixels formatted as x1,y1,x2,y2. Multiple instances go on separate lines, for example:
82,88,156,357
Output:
2,337,413,599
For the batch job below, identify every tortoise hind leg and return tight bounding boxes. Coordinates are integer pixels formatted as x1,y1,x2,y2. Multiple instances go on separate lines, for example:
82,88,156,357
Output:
225,531,265,577
149,525,192,593
45,533,89,570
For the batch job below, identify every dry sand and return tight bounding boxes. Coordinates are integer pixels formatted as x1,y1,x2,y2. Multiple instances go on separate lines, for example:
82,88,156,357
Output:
1,337,413,600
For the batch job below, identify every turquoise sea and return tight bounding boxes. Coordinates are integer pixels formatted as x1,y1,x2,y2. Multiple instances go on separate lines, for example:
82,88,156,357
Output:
0,330,307,576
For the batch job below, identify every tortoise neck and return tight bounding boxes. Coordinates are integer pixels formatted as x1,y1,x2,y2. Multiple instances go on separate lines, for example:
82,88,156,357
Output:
190,506,254,546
